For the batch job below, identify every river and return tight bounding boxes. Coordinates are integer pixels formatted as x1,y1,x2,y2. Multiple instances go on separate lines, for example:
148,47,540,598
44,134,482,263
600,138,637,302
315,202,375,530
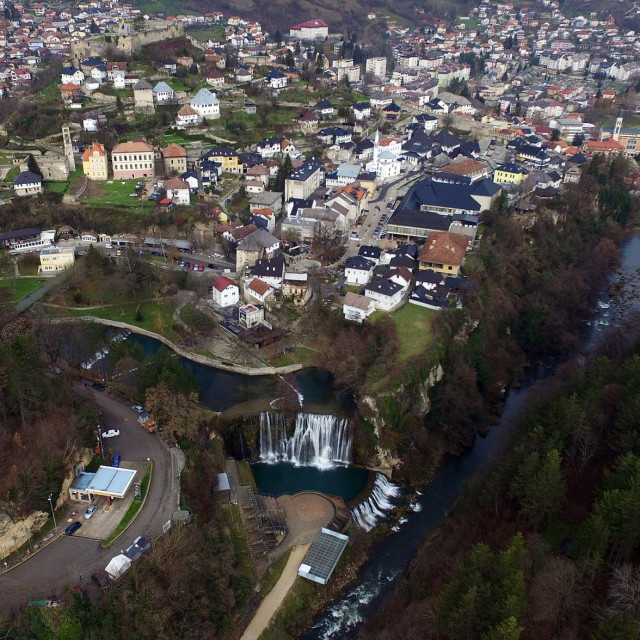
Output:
300,236,640,640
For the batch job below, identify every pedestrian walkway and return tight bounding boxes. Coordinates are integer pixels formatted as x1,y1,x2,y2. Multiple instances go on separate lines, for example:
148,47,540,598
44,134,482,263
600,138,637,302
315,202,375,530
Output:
240,543,310,640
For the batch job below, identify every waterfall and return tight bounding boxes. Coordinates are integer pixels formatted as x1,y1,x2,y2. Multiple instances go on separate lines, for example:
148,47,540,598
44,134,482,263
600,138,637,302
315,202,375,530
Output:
351,474,401,531
80,330,131,369
259,412,352,469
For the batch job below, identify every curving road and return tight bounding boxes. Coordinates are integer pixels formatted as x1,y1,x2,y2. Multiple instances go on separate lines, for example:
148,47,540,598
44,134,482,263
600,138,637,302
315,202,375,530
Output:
0,387,181,613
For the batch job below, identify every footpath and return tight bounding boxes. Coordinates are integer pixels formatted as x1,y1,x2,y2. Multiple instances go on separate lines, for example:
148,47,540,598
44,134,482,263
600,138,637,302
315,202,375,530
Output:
240,543,310,640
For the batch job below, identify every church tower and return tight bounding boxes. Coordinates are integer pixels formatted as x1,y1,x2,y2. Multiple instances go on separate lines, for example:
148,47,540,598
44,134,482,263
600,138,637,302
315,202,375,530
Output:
62,124,75,171
613,116,623,142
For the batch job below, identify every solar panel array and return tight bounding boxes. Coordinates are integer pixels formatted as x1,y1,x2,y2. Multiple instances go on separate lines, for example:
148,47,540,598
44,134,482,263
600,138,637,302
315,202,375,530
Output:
299,528,349,584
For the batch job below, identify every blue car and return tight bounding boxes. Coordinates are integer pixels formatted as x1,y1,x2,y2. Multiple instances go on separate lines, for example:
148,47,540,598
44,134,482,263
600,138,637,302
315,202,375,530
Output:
112,454,121,468
65,522,82,536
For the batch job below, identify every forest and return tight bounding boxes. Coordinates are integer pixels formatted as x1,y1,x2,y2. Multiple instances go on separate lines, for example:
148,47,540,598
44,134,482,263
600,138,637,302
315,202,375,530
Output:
363,313,640,640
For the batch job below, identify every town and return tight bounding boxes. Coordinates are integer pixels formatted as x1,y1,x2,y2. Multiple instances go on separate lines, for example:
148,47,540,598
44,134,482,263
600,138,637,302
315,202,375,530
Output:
1,0,640,638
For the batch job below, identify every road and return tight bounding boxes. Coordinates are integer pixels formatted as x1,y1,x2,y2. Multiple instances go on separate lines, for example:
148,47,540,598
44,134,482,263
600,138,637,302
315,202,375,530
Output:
0,387,180,613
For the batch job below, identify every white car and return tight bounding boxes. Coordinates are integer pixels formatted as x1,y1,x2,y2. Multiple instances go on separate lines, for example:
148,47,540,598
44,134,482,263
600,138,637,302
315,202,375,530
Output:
84,505,97,520
101,429,120,439
105,244,113,249
131,405,144,413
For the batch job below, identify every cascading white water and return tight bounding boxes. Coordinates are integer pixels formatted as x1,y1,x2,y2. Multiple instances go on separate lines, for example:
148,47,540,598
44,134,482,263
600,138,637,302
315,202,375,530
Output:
350,474,401,531
259,412,352,469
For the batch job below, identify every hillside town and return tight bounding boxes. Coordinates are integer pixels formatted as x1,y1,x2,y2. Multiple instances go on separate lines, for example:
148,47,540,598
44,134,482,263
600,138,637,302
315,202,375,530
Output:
0,0,639,351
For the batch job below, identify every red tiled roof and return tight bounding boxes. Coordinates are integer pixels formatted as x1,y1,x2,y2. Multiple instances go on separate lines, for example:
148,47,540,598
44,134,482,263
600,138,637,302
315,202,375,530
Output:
247,278,270,295
212,275,237,292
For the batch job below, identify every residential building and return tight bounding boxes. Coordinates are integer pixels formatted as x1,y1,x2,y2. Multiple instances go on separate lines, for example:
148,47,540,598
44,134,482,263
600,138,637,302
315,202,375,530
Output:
212,275,239,307
176,104,201,127
245,277,273,304
152,81,175,103
162,144,187,176
363,278,405,311
289,18,329,40
493,162,529,185
418,231,469,276
81,141,109,181
111,140,155,180
344,256,375,285
13,171,42,196
250,253,286,289
201,147,242,173
342,291,375,323
235,228,280,272
366,57,387,78
38,246,75,273
285,158,324,201
164,177,190,205
190,88,220,120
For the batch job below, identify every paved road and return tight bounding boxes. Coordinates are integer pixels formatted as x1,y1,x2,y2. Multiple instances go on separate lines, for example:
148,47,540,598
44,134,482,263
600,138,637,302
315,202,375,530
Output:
0,387,179,613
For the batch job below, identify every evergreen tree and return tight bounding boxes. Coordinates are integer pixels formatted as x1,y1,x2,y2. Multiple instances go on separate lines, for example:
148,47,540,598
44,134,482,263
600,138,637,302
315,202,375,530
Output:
274,155,293,192
285,50,295,67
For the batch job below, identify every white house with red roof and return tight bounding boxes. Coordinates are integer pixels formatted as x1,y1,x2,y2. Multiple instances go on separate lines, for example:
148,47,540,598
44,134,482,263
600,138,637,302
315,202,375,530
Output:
289,19,328,40
212,275,239,307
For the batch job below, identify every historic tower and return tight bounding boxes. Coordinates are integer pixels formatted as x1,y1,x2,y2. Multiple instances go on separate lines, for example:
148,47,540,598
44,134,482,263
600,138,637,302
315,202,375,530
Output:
62,123,75,172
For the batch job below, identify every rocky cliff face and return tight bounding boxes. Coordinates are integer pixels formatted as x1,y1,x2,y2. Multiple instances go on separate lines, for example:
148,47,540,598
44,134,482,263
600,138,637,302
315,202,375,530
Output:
360,363,444,472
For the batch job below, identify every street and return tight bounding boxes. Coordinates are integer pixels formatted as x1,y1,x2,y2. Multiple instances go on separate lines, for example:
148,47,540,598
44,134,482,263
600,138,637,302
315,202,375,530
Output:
0,387,180,613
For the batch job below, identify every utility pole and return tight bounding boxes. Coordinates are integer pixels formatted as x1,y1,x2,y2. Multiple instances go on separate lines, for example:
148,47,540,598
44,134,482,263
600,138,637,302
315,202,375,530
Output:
48,493,57,528
97,425,104,458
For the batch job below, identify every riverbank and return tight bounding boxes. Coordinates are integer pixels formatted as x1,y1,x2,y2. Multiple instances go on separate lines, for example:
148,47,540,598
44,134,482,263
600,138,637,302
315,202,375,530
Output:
50,316,304,377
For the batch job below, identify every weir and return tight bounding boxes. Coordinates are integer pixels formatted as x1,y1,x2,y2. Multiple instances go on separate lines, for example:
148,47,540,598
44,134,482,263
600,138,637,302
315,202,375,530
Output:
258,412,353,469
350,474,401,531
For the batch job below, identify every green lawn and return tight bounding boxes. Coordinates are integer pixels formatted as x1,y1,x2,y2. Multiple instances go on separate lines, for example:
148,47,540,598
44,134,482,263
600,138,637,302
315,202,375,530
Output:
44,181,69,194
64,299,179,341
167,79,192,92
0,277,42,302
237,460,257,491
84,180,156,211
189,25,226,42
371,303,435,362
269,346,315,367
1,165,19,186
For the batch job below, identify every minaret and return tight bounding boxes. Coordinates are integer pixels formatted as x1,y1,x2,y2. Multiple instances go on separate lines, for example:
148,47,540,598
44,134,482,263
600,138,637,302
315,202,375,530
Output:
373,129,380,165
62,123,75,171
613,116,623,142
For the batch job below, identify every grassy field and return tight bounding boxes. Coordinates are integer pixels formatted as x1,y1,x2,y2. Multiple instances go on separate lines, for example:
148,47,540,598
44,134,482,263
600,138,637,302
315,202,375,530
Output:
62,299,180,342
371,303,435,362
84,180,156,211
269,346,316,367
188,25,226,42
0,277,42,302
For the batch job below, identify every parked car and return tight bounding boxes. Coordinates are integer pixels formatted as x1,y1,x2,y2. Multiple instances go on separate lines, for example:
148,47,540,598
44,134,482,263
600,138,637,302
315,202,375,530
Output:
65,522,82,536
91,573,111,590
190,263,196,270
50,366,62,374
112,454,121,467
198,263,204,272
84,505,97,520
131,405,144,413
183,262,190,269
207,263,217,269
104,244,113,249
91,383,106,391
129,192,138,198
102,429,120,439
